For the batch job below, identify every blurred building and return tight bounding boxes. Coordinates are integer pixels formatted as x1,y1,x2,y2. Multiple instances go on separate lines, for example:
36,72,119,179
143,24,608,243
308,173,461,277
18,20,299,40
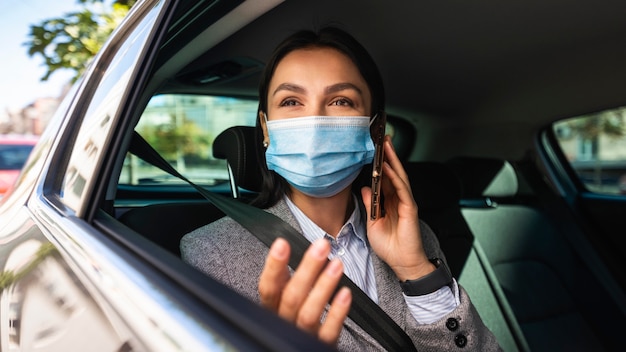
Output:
1,97,60,135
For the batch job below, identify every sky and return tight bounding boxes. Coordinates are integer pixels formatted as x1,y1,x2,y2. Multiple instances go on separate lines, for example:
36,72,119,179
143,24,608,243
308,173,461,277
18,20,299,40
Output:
0,0,82,112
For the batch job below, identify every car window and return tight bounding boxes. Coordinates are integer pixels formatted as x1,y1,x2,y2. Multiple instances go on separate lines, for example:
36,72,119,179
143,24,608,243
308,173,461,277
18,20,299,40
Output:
119,94,258,187
553,106,626,195
52,0,166,215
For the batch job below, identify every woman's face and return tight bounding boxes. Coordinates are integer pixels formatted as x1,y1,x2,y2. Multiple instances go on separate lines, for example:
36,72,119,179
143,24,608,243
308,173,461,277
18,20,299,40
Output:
265,47,372,121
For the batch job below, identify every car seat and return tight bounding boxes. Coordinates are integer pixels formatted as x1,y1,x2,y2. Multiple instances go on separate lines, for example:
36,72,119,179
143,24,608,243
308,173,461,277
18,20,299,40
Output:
447,156,626,351
405,161,527,351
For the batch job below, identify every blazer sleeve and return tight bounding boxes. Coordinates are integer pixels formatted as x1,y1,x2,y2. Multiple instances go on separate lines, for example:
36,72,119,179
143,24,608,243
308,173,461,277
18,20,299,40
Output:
401,221,502,351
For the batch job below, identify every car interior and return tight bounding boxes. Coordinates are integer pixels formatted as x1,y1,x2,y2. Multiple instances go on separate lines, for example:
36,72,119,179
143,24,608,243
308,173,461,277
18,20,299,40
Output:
92,0,626,350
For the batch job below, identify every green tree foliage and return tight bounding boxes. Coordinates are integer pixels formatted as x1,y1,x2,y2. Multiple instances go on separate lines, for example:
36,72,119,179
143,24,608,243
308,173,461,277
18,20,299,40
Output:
140,115,211,165
25,1,213,172
24,0,136,82
565,109,626,140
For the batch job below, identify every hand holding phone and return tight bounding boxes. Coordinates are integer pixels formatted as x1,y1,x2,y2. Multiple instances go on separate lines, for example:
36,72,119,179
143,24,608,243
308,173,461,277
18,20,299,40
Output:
370,112,386,220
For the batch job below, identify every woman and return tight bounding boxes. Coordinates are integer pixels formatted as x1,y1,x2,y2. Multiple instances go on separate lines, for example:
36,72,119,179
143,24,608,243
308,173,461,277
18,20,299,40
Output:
181,27,499,351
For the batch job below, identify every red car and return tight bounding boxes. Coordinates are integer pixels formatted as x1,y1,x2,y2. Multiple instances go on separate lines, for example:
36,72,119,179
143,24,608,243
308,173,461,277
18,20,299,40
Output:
0,136,37,196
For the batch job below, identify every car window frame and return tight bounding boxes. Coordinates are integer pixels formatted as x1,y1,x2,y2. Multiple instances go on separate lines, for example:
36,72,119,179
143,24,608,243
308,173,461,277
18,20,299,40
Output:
540,127,583,197
39,0,173,219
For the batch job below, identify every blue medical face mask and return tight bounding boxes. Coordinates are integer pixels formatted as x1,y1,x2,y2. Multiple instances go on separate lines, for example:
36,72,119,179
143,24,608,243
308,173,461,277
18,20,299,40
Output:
265,115,376,198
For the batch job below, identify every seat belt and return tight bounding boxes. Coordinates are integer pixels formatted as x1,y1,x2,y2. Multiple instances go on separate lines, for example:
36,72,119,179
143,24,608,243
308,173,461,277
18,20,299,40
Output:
128,131,417,352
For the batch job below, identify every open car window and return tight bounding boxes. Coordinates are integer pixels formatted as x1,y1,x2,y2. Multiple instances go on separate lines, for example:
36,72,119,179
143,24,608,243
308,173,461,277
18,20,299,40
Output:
119,94,258,188
553,106,626,195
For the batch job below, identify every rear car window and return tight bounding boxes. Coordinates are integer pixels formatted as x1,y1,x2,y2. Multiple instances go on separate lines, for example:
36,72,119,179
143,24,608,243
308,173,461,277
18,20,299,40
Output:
553,106,626,195
119,94,258,187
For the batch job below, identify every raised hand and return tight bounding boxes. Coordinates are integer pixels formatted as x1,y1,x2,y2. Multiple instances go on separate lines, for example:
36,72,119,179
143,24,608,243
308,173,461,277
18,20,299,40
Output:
258,238,352,345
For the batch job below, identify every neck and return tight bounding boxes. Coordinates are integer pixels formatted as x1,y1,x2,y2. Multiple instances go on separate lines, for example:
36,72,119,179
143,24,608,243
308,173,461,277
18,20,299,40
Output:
289,187,354,237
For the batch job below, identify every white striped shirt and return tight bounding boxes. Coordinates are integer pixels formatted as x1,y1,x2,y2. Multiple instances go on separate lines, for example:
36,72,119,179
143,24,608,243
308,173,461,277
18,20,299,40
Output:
285,195,459,324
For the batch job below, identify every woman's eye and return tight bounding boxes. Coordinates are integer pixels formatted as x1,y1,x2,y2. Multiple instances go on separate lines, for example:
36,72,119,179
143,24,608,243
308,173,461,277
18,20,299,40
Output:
331,98,353,106
279,99,300,107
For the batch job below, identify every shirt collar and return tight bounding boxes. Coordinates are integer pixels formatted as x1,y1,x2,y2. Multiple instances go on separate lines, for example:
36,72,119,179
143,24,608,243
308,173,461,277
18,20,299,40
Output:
284,194,368,247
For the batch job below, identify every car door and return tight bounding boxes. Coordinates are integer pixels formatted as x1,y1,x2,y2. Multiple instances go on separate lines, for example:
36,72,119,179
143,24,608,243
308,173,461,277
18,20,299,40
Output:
1,2,182,350
544,110,626,294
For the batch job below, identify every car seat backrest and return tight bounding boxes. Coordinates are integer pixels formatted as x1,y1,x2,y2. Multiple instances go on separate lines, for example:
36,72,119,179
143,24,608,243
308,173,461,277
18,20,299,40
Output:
404,161,472,277
447,156,518,197
212,126,262,197
446,156,521,209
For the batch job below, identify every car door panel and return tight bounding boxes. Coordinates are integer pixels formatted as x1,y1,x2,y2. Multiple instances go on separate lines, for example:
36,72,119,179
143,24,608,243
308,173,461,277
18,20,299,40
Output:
0,210,139,351
575,194,626,290
544,126,626,292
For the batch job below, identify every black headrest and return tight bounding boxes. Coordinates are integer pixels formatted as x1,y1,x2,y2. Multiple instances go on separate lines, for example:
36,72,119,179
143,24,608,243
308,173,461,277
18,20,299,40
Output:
446,156,518,198
405,162,462,211
213,126,262,192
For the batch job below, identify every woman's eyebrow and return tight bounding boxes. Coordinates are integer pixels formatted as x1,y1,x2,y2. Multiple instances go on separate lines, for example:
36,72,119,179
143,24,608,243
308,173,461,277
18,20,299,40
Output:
325,82,362,95
272,83,306,96
272,82,363,97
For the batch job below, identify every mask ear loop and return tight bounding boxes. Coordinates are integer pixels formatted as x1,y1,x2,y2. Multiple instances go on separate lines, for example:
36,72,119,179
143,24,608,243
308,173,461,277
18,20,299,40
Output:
369,113,379,127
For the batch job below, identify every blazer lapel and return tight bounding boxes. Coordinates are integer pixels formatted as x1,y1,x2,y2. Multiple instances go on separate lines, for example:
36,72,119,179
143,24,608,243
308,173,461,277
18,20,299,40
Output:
372,252,409,330
266,198,302,233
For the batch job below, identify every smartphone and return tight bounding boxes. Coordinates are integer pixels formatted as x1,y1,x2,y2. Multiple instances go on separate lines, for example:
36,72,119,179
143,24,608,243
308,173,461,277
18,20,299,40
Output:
370,112,386,220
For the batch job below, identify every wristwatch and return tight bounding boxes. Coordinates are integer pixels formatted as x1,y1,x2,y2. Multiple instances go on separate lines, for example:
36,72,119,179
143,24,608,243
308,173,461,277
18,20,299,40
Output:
399,258,453,296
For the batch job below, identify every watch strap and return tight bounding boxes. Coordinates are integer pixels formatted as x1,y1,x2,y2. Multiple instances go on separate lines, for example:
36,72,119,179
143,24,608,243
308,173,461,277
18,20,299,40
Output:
399,258,453,296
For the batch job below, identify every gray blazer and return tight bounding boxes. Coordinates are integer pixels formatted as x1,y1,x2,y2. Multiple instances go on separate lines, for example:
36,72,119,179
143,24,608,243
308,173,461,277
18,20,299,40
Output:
181,199,500,351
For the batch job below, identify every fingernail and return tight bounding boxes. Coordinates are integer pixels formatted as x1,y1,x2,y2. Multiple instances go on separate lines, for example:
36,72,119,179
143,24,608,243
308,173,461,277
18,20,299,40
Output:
336,287,351,304
326,259,343,277
310,238,329,259
387,139,394,150
270,238,288,259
